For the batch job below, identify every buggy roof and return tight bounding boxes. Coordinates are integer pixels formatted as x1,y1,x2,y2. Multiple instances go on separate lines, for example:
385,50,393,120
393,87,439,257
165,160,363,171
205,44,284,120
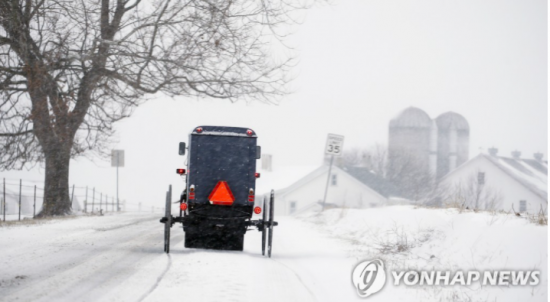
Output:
191,126,257,138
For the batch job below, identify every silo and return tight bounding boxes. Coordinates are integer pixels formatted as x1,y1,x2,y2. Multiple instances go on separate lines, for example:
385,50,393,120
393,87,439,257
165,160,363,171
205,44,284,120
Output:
388,107,433,177
435,112,470,179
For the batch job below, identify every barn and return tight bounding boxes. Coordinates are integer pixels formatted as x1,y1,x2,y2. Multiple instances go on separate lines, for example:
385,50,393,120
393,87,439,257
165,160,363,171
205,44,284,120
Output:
438,149,547,214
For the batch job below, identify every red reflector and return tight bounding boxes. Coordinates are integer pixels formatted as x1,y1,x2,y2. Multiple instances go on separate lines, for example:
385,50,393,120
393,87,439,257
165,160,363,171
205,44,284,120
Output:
246,129,253,136
248,195,255,202
180,203,188,211
176,168,186,175
255,172,260,178
208,181,235,206
189,192,195,200
196,127,203,133
254,206,261,214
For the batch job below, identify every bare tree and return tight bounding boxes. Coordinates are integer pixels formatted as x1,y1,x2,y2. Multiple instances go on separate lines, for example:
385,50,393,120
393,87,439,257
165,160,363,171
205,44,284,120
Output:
339,144,432,201
432,172,503,211
0,0,309,216
386,147,433,201
339,144,387,177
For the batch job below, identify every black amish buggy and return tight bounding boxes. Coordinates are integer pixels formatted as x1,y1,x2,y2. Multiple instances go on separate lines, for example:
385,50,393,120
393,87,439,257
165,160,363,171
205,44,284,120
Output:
160,126,278,257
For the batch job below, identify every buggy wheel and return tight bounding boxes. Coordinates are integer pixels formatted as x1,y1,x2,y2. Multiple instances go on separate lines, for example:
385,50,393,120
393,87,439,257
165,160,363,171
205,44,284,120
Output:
164,186,172,253
262,197,267,256
267,190,275,258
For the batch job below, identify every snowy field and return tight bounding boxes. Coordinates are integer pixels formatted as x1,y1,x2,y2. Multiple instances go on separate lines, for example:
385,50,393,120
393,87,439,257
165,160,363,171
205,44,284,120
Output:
0,206,546,302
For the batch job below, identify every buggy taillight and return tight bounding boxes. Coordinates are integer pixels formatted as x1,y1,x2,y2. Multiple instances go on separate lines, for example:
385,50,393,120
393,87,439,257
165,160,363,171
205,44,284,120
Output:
189,185,195,199
196,127,203,133
254,206,261,214
246,129,253,136
176,168,186,175
255,172,260,178
248,188,254,202
180,203,188,211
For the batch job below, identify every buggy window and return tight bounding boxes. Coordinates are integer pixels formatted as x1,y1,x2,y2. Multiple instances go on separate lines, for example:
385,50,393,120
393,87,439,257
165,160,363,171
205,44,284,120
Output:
194,142,250,180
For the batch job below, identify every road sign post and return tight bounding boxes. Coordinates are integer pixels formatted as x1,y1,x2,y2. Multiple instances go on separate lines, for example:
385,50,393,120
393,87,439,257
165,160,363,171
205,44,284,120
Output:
111,150,125,212
321,134,344,211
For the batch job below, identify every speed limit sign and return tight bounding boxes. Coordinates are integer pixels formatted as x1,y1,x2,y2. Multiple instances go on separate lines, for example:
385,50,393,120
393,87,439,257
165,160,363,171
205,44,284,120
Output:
325,133,345,156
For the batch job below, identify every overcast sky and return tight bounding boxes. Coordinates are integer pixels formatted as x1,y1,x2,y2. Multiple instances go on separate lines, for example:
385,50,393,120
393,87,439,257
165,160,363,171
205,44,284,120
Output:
3,0,547,210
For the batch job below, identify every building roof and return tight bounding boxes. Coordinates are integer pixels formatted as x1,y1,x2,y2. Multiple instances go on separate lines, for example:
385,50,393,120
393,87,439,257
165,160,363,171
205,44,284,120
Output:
255,165,319,195
444,153,547,201
435,112,470,131
261,164,394,204
343,167,403,198
389,107,433,129
258,164,390,201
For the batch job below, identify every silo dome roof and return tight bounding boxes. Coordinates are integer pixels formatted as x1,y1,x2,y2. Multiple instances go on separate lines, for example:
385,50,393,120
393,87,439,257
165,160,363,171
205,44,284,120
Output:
389,107,432,128
435,112,469,130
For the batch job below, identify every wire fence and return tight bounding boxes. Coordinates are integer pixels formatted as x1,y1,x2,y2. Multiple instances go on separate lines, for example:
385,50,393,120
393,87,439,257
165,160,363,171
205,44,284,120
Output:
0,177,131,222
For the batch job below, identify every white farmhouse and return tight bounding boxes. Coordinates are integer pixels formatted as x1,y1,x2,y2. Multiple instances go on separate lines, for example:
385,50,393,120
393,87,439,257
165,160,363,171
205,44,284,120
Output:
256,165,396,216
439,149,547,214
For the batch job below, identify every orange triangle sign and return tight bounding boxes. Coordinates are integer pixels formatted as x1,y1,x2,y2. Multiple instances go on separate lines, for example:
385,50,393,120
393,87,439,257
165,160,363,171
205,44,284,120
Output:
208,181,235,205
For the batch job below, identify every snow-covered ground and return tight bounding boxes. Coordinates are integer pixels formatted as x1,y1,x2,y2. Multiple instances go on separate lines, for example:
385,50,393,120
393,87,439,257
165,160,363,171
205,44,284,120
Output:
1,214,35,221
0,206,546,302
299,205,548,301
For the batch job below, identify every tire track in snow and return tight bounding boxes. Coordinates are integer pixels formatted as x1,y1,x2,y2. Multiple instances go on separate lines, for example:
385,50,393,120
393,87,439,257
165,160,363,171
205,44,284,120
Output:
272,259,318,301
93,216,160,232
1,215,170,302
137,254,172,302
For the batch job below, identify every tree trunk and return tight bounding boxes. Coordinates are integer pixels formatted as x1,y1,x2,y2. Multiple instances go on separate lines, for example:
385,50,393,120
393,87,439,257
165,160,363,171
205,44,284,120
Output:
37,145,72,216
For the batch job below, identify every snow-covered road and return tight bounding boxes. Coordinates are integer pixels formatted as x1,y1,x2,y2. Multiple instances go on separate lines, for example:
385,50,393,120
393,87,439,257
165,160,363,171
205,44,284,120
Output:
0,212,362,302
1,207,546,302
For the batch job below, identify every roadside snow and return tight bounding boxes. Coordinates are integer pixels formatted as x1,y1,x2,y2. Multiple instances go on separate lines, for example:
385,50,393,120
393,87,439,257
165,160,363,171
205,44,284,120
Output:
298,205,548,301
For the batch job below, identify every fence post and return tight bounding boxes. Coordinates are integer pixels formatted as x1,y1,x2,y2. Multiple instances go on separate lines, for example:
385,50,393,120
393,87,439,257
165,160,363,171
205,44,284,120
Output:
33,185,36,218
85,186,88,213
18,179,22,221
3,178,5,222
92,188,95,213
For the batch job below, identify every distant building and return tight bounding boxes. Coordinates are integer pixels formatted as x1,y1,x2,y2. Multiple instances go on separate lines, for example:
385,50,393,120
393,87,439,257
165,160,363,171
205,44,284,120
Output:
388,107,470,182
388,107,435,179
257,165,402,216
435,112,470,179
439,149,547,214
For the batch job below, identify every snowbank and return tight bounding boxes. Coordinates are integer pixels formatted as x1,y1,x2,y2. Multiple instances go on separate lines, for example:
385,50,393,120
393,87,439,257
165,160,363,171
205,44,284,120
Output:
298,205,548,302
